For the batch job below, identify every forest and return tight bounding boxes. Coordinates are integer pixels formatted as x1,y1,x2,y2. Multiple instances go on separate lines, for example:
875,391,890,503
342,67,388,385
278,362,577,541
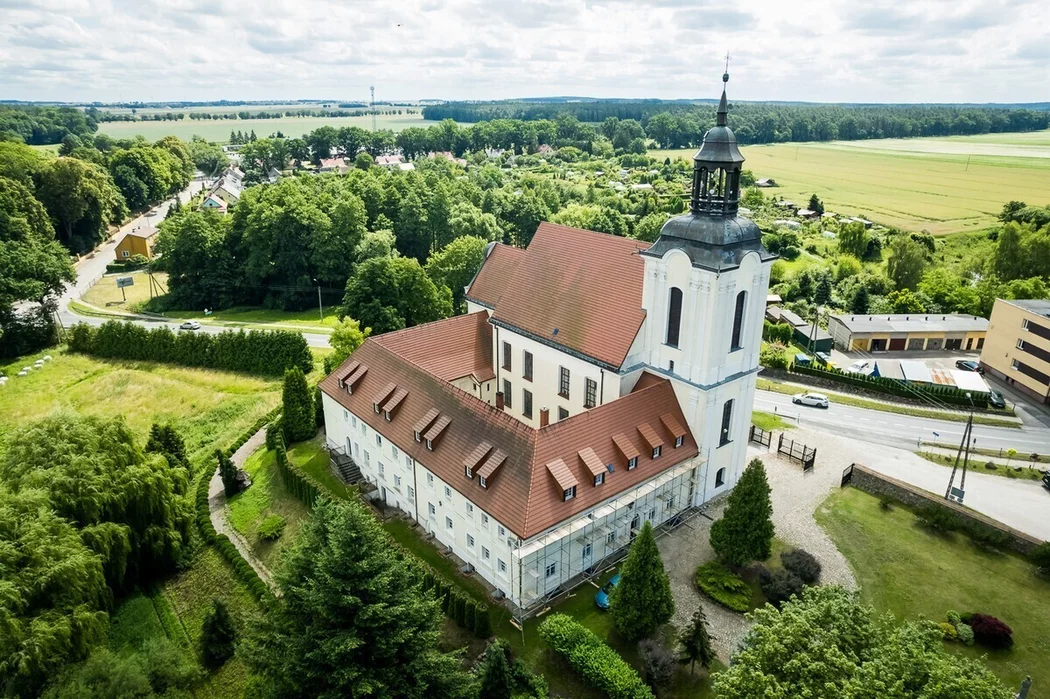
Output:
0,105,99,145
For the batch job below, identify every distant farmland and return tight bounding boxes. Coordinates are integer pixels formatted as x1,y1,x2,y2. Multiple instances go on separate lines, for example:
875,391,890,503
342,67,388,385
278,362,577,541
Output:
98,112,437,141
652,130,1050,235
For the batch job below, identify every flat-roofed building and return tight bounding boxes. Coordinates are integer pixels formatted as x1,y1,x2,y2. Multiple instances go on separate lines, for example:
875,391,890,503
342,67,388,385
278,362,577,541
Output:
829,313,988,353
980,299,1050,404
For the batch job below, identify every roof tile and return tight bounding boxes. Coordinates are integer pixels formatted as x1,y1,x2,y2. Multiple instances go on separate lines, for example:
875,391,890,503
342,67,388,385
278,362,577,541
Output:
637,423,663,450
466,244,526,309
546,459,578,491
578,447,606,478
660,413,687,439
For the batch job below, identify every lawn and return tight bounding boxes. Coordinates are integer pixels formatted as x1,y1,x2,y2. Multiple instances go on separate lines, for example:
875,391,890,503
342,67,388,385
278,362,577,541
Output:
915,451,1045,482
82,270,168,310
98,113,440,142
0,349,281,466
652,131,1050,235
816,487,1050,697
751,410,795,431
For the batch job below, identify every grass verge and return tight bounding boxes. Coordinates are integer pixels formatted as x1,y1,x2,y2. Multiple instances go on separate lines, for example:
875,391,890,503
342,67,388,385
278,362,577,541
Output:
756,378,1020,428
751,410,795,431
915,451,1045,481
816,487,1050,697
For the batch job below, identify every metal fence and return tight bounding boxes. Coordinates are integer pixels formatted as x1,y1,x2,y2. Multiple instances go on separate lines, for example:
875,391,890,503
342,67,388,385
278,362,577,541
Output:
749,424,772,448
778,433,817,471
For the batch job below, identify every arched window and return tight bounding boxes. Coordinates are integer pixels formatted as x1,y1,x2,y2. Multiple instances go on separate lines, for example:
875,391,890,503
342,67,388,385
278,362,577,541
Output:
730,290,747,351
715,468,726,488
666,287,683,347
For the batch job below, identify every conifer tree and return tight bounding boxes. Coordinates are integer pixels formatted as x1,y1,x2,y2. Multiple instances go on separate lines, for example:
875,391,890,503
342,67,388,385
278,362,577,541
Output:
217,449,239,496
476,641,513,699
281,366,315,443
710,458,774,567
610,520,674,641
679,602,715,673
200,598,236,669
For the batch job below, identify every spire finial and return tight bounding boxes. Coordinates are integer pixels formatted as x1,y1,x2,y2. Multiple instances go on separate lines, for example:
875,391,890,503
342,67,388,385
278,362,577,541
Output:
717,54,730,126
723,52,731,83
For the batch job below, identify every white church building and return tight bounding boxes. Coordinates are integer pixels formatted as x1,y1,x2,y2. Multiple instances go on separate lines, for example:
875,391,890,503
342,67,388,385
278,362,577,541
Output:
320,73,775,612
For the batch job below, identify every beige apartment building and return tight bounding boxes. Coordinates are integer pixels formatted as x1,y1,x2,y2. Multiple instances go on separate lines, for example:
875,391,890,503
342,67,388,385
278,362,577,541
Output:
980,299,1050,404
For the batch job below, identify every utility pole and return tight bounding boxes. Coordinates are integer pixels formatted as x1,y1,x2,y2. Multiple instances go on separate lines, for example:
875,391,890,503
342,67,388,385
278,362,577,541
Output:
945,392,974,503
369,85,376,132
314,279,323,322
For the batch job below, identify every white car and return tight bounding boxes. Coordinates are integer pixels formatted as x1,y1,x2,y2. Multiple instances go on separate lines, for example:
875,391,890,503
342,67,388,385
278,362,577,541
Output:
845,360,869,375
179,320,202,330
792,392,830,409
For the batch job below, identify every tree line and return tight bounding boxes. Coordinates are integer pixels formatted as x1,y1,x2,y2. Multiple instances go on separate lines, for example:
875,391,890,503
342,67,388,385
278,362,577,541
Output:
97,108,412,123
423,100,1050,148
0,104,98,145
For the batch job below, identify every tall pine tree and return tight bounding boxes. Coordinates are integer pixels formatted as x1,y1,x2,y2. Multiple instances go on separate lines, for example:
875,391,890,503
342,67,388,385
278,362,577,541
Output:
476,641,512,699
281,366,315,443
710,458,774,567
610,520,674,641
200,598,236,669
217,449,240,497
679,603,715,673
245,498,473,698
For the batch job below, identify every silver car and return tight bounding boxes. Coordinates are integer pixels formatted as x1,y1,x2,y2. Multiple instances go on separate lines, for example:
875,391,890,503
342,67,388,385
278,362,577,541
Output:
792,392,830,409
179,320,201,330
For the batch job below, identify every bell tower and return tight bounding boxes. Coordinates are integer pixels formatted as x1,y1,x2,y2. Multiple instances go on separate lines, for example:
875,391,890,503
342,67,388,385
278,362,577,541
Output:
639,68,776,505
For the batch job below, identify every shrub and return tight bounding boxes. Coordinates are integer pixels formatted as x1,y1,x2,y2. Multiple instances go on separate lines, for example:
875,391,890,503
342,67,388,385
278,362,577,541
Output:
695,561,751,613
878,496,894,511
200,599,236,669
758,568,804,609
538,614,654,699
637,639,675,690
956,623,975,646
939,622,959,642
946,610,961,626
259,515,286,541
969,614,1013,649
265,423,277,451
1030,542,1050,575
464,601,477,633
985,462,998,470
915,504,962,533
474,606,492,638
780,548,822,584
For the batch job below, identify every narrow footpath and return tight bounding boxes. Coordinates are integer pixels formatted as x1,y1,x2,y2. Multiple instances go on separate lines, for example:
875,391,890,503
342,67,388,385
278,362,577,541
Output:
208,428,277,590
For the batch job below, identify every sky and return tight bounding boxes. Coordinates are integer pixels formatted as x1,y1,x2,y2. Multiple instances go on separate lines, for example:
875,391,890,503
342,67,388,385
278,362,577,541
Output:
1,0,1048,105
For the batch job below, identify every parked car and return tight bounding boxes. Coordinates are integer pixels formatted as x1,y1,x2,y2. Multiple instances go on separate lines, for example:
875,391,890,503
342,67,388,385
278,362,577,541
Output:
955,359,984,374
792,392,830,409
595,574,621,610
845,360,870,375
988,390,1006,410
179,320,201,330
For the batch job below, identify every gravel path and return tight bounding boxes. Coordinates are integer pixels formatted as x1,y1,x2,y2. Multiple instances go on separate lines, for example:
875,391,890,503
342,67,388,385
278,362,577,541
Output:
657,435,858,663
208,429,276,590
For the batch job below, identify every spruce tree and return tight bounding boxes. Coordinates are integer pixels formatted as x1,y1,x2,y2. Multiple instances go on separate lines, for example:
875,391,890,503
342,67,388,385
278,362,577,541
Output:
610,520,674,641
679,603,715,673
217,449,240,496
710,458,774,567
200,598,236,669
476,640,513,699
281,366,315,443
245,498,473,698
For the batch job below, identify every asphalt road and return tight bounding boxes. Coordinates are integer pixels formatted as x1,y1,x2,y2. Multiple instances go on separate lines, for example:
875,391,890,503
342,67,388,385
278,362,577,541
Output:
755,389,1050,455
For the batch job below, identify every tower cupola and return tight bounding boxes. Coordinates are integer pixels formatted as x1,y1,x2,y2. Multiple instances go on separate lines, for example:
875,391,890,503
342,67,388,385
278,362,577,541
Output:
690,71,746,217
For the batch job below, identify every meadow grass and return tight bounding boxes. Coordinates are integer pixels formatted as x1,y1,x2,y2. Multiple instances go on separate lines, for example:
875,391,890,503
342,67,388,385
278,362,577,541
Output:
816,487,1050,697
98,113,438,142
652,132,1050,235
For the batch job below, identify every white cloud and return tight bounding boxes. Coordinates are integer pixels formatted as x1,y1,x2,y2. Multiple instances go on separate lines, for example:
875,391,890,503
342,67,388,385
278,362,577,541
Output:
0,0,1047,103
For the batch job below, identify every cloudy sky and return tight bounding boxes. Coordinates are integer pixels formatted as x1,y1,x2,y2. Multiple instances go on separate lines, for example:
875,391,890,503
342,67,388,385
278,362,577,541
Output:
1,0,1048,104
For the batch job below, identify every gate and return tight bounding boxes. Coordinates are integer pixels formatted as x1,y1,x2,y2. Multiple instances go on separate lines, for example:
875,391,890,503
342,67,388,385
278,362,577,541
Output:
778,433,817,471
841,463,854,486
749,424,772,448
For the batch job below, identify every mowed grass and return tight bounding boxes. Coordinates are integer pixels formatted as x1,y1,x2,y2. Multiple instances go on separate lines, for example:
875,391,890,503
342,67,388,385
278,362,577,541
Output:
0,349,281,466
816,487,1050,697
82,271,167,310
99,113,439,142
652,131,1050,234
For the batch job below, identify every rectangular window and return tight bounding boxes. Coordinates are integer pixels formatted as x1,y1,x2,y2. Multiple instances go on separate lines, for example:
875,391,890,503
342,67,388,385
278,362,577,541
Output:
352,415,357,427
558,366,570,398
607,531,616,544
426,438,433,451
498,559,507,573
480,476,487,488
482,513,489,525
502,341,511,370
343,409,348,422
523,389,533,418
393,475,401,487
582,543,592,559
558,407,569,421
594,472,604,486
446,516,453,530
392,445,399,460
414,430,422,442
545,562,557,578
364,451,370,466
563,486,576,501
720,399,734,447
652,445,662,459
667,495,675,510
378,462,384,476
584,378,597,408
407,486,414,500
627,456,638,470
375,434,382,447
428,502,436,517
675,435,685,448
498,526,506,538
427,473,434,486
503,379,512,409
405,454,412,467
482,546,490,560
466,502,473,516
523,350,533,381
467,534,475,548
444,485,452,499
465,465,473,479
1017,339,1025,349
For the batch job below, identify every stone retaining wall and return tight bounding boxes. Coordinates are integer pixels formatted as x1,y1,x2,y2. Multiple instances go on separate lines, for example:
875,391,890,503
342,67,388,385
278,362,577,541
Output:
848,463,1044,555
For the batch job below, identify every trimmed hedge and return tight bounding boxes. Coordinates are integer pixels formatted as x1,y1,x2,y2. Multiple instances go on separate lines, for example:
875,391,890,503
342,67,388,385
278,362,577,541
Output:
789,362,989,409
695,561,752,612
538,614,654,699
66,320,312,376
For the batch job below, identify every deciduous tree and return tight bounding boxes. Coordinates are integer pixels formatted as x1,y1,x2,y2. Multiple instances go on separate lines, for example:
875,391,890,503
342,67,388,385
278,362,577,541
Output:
886,235,928,290
342,255,453,333
425,235,487,311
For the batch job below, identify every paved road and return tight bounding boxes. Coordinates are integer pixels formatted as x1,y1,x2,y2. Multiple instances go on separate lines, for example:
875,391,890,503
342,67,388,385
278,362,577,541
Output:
58,179,331,349
755,389,1050,454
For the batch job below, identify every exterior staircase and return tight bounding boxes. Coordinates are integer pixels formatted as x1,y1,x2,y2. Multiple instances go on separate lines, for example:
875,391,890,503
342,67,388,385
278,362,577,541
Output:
328,445,362,484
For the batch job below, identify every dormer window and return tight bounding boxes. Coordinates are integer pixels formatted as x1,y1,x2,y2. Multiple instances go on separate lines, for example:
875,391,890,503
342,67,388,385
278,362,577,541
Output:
414,431,422,442
480,476,488,488
373,402,381,414
594,472,604,486
628,457,638,470
464,465,473,479
563,486,576,501
652,446,662,459
675,435,685,448
426,438,434,451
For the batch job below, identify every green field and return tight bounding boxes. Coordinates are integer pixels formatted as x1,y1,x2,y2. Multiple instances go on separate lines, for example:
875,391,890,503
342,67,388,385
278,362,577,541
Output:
652,131,1050,235
817,487,1050,697
99,113,437,142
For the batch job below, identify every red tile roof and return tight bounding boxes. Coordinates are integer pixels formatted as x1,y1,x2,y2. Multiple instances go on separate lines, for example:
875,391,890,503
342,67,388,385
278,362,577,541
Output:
321,320,698,539
466,243,526,309
488,222,649,369
373,311,495,382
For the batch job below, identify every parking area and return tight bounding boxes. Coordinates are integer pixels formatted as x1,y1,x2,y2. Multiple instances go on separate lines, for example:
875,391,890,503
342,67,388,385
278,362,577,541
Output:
830,348,981,371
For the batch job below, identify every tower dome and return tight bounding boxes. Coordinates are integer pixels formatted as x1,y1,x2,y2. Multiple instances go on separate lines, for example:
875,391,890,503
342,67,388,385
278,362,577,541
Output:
645,72,775,272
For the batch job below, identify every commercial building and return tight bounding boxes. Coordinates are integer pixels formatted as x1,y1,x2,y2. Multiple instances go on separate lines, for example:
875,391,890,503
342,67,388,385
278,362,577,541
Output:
828,313,988,353
320,73,775,614
980,299,1050,404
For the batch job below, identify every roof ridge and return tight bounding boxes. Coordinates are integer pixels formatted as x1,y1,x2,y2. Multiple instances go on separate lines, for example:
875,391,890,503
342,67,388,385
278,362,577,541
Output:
372,310,488,347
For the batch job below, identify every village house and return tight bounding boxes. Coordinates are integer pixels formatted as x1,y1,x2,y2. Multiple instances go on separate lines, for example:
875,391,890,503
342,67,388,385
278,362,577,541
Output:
114,226,158,260
320,73,774,613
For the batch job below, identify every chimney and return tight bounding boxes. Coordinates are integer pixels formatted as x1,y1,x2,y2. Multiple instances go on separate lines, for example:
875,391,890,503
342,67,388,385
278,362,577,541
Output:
495,392,505,410
539,408,550,427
